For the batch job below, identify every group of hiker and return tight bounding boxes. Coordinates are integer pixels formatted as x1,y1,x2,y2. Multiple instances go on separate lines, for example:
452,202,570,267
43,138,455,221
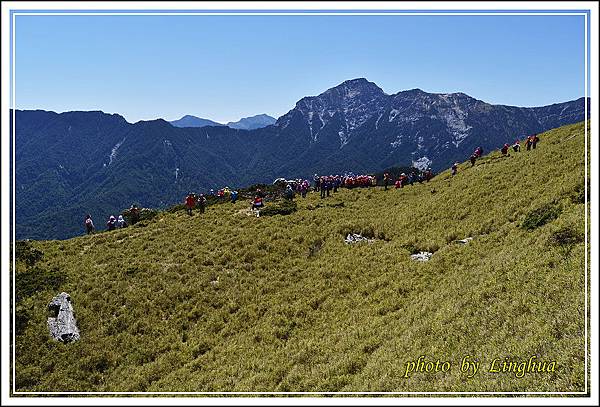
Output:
84,204,140,234
463,133,541,175
383,169,434,190
84,132,544,234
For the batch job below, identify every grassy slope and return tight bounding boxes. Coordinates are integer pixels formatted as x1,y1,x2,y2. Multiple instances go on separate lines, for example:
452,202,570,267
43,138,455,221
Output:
15,121,588,393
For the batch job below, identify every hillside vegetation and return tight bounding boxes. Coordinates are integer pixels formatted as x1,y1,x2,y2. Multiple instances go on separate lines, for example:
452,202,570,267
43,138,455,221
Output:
15,121,588,393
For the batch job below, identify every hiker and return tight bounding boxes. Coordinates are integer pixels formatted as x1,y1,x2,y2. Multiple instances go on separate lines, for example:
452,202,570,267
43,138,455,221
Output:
333,176,340,193
470,154,477,167
84,214,95,234
398,173,408,188
408,172,418,186
525,136,533,151
230,190,238,204
197,194,207,213
425,168,433,182
474,147,483,158
117,215,126,228
512,140,521,152
300,180,309,198
284,184,295,200
252,194,264,210
501,143,509,156
107,215,117,231
185,193,196,216
451,162,459,176
313,174,320,192
383,172,390,190
394,178,402,189
129,204,140,225
532,134,539,149
320,177,326,199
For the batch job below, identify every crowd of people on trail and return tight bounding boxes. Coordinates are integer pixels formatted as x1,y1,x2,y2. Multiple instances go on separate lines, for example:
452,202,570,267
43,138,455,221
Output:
84,131,544,234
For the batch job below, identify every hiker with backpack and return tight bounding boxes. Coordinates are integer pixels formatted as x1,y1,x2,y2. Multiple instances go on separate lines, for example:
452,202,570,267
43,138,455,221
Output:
107,215,117,231
470,154,477,167
197,194,207,213
284,184,295,200
525,136,533,151
383,172,391,190
230,190,238,204
398,173,408,188
252,192,264,213
333,176,341,193
84,214,95,234
117,215,127,228
512,140,521,152
300,180,309,198
129,204,140,225
501,143,510,156
185,193,196,216
532,134,539,149
451,162,459,176
425,168,433,182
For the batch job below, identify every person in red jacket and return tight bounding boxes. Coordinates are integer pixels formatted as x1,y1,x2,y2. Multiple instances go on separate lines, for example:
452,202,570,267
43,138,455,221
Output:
185,193,196,216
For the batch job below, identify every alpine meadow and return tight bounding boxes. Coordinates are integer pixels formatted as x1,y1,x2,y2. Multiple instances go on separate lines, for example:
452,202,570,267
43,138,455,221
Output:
14,121,589,393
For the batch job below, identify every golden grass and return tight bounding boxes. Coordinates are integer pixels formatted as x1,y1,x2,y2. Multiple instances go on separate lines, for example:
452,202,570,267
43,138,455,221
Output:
14,121,589,393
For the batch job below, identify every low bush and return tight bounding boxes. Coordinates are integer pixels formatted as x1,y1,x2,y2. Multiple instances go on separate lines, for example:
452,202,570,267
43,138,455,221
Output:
521,201,562,231
550,226,584,246
260,200,297,216
15,241,44,267
16,266,65,303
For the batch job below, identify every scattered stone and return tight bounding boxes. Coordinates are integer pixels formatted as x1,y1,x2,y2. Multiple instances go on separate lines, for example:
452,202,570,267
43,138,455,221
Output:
410,251,433,261
47,292,80,343
455,237,473,244
344,233,375,245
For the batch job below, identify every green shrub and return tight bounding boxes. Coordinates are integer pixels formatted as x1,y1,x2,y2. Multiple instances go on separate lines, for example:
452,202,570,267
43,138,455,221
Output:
260,200,297,216
550,227,584,246
16,266,65,303
15,241,44,266
121,207,158,226
521,202,562,230
569,181,588,204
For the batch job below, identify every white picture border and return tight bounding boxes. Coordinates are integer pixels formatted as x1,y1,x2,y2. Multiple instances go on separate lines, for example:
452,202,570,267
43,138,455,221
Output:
1,1,598,405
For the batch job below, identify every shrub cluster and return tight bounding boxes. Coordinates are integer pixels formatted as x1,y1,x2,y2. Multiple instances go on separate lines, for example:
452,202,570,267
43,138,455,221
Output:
521,202,562,231
260,200,297,216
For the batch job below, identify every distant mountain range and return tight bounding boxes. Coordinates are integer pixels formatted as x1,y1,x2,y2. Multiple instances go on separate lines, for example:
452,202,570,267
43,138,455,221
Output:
15,78,588,240
169,113,276,130
227,114,277,130
169,115,224,128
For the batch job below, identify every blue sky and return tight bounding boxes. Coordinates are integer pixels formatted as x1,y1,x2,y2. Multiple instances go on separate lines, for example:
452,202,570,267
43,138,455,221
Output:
14,13,587,123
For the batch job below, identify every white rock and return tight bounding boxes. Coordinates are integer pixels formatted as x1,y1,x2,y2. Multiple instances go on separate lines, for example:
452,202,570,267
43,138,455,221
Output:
47,292,80,343
410,251,433,261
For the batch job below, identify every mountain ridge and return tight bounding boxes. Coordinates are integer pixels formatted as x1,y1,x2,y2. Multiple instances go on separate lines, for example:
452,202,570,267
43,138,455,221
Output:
14,78,589,240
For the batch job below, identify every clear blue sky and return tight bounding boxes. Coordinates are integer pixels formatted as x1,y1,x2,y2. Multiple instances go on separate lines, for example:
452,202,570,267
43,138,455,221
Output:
14,13,587,123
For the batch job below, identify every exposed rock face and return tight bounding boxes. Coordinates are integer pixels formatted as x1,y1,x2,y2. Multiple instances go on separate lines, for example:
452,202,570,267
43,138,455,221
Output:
47,292,80,343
